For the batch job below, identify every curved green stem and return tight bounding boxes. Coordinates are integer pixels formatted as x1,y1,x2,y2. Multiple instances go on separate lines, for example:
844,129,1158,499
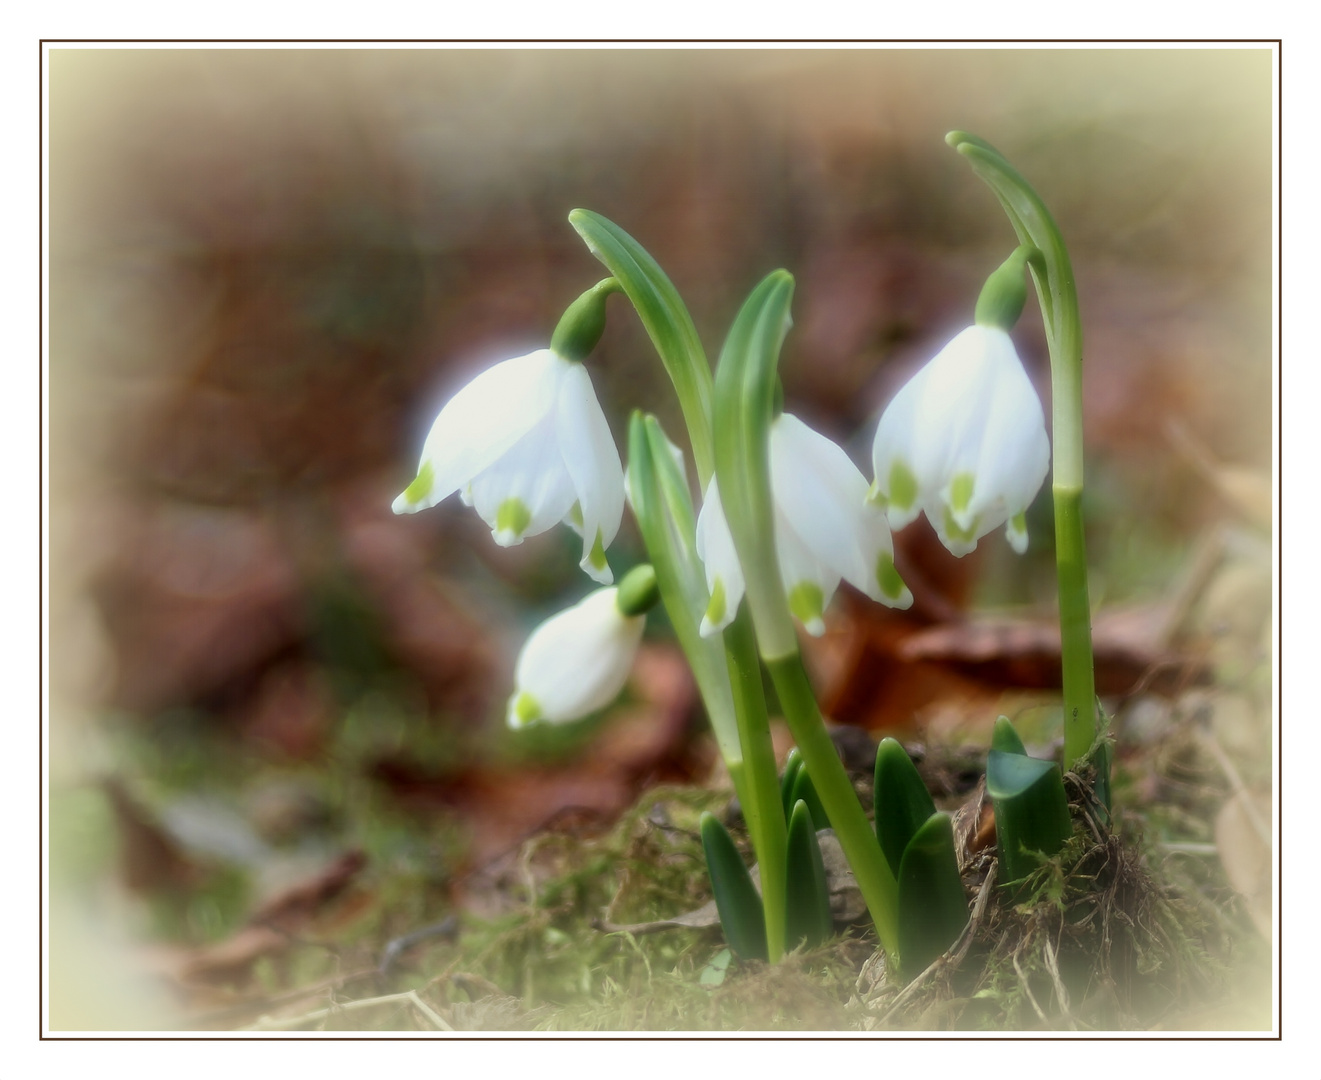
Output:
946,132,1098,772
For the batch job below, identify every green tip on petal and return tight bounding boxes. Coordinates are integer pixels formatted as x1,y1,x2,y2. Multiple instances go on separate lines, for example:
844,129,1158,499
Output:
510,690,541,728
567,500,584,530
888,459,919,512
949,472,975,515
494,497,533,545
876,552,908,603
1006,512,1029,554
587,528,608,570
704,577,727,629
402,461,435,506
787,581,826,636
866,481,888,509
942,505,980,547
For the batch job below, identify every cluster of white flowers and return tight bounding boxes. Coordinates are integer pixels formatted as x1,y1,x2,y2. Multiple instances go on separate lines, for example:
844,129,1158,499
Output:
394,312,1048,728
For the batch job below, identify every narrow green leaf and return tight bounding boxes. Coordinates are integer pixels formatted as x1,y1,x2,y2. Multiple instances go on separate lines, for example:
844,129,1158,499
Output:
700,812,768,961
780,748,805,824
873,737,937,877
945,132,1072,346
628,413,741,768
712,270,798,660
896,813,968,979
784,800,833,950
789,760,830,832
569,209,715,486
990,715,1027,756
986,749,1072,887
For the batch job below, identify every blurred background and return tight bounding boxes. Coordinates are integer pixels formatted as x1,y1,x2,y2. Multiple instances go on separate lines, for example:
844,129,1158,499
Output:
47,48,1274,1029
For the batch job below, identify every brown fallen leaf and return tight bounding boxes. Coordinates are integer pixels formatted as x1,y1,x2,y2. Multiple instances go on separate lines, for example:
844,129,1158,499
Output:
896,603,1210,698
101,777,207,895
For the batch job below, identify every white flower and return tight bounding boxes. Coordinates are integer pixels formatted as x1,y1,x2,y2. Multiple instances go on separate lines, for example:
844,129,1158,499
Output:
870,325,1049,557
392,348,625,584
506,586,645,728
696,413,912,638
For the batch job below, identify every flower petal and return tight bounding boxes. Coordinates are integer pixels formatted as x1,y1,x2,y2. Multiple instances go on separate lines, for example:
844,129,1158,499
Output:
770,416,865,580
870,366,930,530
964,333,1050,533
508,587,645,726
770,414,912,611
694,479,745,637
773,508,840,637
393,349,562,514
556,362,626,584
467,411,577,546
907,327,1003,501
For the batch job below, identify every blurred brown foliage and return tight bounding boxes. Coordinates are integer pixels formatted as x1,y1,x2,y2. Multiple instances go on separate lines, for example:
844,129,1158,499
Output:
48,46,1272,801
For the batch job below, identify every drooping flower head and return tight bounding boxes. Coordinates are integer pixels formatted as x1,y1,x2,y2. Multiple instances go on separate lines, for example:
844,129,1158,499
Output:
696,412,912,638
393,281,625,583
506,565,658,728
869,248,1050,557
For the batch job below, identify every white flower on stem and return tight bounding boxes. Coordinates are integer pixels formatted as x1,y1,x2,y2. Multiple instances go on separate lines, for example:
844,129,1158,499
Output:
870,325,1049,557
392,348,625,584
696,413,912,638
506,586,645,728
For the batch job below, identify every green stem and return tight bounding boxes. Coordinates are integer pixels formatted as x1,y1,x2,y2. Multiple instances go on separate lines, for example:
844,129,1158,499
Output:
946,132,1098,771
1054,486,1096,768
723,610,787,962
766,655,900,964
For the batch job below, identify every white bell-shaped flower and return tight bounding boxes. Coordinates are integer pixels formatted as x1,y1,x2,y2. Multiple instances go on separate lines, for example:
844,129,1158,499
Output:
506,585,646,728
696,413,912,639
870,325,1049,557
393,348,625,584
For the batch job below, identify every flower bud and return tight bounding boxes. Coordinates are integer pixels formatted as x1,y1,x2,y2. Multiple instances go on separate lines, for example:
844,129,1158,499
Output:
506,586,645,728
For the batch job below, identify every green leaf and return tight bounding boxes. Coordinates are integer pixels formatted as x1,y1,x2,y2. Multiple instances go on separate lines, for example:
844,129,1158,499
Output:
700,811,768,961
779,748,804,824
986,749,1072,887
945,132,1072,348
990,715,1027,756
711,269,798,661
784,800,833,950
627,413,741,769
896,813,968,979
569,210,715,486
873,737,937,877
789,760,830,832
